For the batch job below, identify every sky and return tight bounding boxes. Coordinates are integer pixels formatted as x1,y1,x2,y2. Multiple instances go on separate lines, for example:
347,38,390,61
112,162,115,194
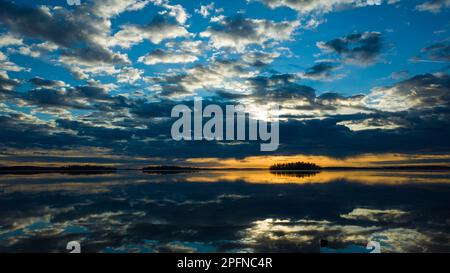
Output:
0,0,449,168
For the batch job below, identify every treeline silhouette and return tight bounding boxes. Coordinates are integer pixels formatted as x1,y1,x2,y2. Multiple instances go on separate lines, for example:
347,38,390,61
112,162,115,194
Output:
270,162,321,171
0,165,117,175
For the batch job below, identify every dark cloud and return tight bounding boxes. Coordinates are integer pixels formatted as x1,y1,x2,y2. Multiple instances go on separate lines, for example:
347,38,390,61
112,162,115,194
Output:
29,77,65,88
301,62,340,80
416,41,450,62
0,0,129,70
0,73,20,93
248,74,316,102
318,32,383,65
2,67,450,161
0,113,85,149
0,1,89,48
56,119,133,141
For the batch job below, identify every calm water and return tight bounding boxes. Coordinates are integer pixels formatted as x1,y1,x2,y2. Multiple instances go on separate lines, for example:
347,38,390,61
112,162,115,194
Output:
0,170,449,253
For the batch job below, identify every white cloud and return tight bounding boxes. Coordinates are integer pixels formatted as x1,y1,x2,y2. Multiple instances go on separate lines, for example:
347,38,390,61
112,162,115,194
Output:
195,2,216,18
416,0,450,13
0,51,29,72
110,17,190,48
364,72,450,111
90,0,152,18
200,17,300,52
138,49,198,65
0,33,23,48
117,67,143,84
155,0,190,24
257,0,394,14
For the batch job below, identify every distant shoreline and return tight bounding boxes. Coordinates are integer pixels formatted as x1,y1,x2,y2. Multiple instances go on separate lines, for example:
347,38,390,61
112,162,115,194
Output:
1,165,450,175
0,166,117,175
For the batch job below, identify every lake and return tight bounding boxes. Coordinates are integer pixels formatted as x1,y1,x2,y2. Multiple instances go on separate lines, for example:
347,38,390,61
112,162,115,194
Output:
0,170,449,253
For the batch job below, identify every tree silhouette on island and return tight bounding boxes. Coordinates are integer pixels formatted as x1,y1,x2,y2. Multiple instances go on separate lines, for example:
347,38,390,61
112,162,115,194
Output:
270,162,322,171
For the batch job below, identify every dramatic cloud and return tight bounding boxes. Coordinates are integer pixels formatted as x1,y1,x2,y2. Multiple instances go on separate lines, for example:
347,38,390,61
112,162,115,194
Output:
1,0,450,165
0,1,108,51
145,59,257,97
200,17,300,51
0,0,137,79
317,32,383,65
247,74,316,103
365,72,450,111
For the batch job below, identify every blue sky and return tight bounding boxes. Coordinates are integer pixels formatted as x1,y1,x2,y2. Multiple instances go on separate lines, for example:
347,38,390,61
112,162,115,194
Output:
0,0,450,167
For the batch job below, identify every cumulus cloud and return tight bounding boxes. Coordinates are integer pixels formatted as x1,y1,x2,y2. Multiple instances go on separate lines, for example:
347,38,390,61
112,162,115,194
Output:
0,0,136,78
138,49,198,65
365,72,450,111
89,0,152,19
0,33,23,48
242,51,281,66
145,59,257,97
110,16,190,48
195,2,216,18
8,41,59,58
117,67,144,84
154,0,190,24
317,32,383,65
0,1,108,51
257,0,395,14
200,16,300,52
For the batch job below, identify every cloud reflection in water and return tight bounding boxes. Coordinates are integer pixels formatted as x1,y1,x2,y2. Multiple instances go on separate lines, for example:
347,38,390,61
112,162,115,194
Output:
0,170,449,252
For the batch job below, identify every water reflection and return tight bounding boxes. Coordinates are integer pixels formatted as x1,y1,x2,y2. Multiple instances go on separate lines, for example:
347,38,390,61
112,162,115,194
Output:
270,170,320,179
0,170,449,252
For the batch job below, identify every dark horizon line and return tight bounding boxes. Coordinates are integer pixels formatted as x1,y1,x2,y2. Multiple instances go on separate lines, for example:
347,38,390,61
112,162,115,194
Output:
1,165,450,172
